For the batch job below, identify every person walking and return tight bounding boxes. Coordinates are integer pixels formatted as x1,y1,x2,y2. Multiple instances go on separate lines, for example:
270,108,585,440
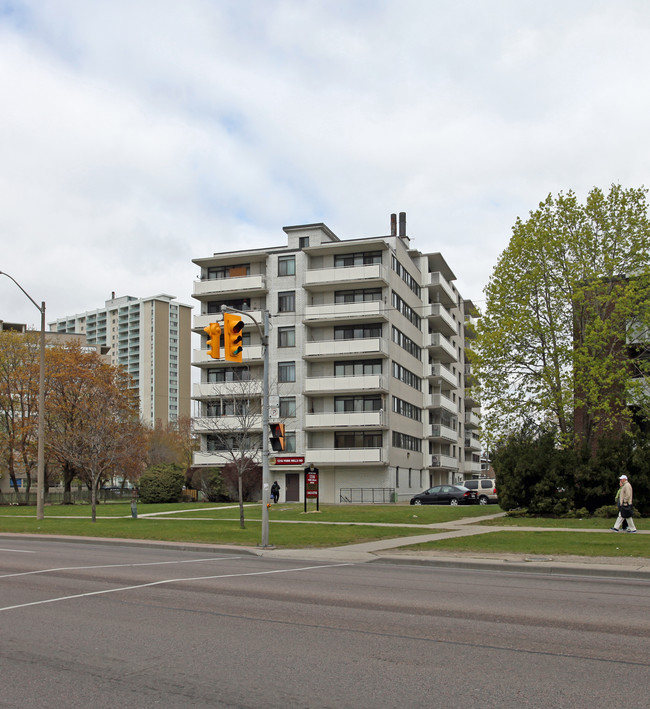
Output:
611,474,637,533
271,481,280,504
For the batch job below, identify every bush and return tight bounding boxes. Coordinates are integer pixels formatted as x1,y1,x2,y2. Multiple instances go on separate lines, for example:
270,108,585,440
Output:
191,467,228,502
138,464,185,503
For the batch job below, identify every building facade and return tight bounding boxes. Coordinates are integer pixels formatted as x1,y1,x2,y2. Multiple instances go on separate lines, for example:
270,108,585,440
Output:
51,294,192,426
191,213,480,503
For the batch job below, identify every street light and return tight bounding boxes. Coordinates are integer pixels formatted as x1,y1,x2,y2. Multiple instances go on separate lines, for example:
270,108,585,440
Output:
221,305,271,547
0,271,46,520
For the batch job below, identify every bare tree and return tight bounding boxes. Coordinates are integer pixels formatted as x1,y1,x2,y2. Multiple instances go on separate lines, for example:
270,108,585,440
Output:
195,374,263,528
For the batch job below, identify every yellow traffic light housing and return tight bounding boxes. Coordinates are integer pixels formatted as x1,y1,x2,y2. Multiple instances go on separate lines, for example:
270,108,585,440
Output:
224,313,244,362
269,422,285,451
203,322,221,359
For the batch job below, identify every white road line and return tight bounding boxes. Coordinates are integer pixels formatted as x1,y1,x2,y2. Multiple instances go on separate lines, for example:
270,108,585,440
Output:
0,563,353,613
0,548,35,553
0,557,241,579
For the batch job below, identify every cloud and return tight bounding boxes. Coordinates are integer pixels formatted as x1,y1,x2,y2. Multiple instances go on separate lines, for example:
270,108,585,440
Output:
2,0,650,327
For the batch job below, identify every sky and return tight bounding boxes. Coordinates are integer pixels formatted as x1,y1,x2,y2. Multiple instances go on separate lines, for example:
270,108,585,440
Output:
2,0,650,328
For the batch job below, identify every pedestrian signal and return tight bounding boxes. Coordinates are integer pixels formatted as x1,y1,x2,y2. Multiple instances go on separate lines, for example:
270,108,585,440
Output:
269,422,285,452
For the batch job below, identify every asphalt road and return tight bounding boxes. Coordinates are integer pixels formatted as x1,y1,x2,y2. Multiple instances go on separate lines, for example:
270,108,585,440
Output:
1,538,649,709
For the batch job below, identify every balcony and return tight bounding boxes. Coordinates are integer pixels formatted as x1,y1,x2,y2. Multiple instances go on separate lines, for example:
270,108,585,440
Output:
193,310,263,332
303,263,389,290
464,460,483,474
430,454,458,470
427,393,458,415
193,274,267,299
464,434,481,451
303,373,388,394
429,424,458,442
430,363,458,388
192,345,263,366
427,333,457,363
304,338,389,360
424,271,457,308
193,415,262,432
424,303,457,337
465,411,480,429
303,447,386,465
193,450,262,467
303,300,389,324
193,380,263,399
304,410,388,430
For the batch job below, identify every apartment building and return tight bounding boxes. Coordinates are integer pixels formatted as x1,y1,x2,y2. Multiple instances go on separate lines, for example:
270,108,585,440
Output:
191,213,481,503
51,294,192,426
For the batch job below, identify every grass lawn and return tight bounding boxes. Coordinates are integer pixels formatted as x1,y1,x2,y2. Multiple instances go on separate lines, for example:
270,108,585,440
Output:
396,530,650,558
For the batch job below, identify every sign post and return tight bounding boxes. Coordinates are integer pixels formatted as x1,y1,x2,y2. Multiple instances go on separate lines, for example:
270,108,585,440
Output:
304,464,319,512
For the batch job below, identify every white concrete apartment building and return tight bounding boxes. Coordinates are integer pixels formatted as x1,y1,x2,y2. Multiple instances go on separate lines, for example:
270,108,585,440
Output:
191,213,481,503
51,294,192,426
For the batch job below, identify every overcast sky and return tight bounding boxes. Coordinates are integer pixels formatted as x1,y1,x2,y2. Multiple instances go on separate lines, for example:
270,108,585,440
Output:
2,0,650,328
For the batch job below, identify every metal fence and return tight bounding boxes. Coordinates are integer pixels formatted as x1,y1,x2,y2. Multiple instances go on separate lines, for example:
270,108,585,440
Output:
339,488,396,504
0,489,135,506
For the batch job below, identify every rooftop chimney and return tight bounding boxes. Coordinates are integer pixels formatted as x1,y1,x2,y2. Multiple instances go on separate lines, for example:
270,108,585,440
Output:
390,213,397,236
399,212,406,238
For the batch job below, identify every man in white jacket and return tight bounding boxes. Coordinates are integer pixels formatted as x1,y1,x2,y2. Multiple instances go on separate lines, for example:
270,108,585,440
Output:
611,475,637,533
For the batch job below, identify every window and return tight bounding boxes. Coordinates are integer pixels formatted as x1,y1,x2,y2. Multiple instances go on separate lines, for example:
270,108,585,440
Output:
392,396,422,421
335,431,382,448
334,288,382,303
207,264,250,280
278,255,296,276
207,367,251,383
334,360,382,376
392,326,421,360
279,397,296,417
334,251,382,267
391,291,421,328
392,361,422,390
278,361,296,382
278,327,295,348
392,431,422,452
284,432,296,452
334,323,382,340
278,291,295,312
299,236,309,249
334,396,382,412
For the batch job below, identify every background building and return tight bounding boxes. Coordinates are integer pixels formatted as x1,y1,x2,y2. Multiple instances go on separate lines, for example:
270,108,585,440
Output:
191,213,480,503
51,294,192,426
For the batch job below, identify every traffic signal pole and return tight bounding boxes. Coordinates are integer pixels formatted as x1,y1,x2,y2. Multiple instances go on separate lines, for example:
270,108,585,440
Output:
221,306,271,547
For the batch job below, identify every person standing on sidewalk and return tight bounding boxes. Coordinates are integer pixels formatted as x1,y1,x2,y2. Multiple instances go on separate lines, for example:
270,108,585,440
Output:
611,475,637,533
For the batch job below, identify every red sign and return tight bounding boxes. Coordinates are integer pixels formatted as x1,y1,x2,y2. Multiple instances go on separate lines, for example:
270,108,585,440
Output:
273,456,305,465
306,471,319,498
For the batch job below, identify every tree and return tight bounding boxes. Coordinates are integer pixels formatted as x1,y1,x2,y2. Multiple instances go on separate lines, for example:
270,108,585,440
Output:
474,185,650,450
46,346,147,520
195,375,263,528
0,330,40,502
147,416,198,474
191,466,227,502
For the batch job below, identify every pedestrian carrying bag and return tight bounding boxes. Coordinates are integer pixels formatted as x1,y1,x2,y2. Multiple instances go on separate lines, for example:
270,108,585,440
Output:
620,504,634,519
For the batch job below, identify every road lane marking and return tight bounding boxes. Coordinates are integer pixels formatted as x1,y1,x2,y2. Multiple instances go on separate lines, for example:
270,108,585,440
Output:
0,563,352,613
0,548,35,553
0,557,242,579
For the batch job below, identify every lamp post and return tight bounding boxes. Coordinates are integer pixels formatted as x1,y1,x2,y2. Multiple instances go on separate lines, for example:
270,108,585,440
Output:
0,271,46,520
221,305,271,547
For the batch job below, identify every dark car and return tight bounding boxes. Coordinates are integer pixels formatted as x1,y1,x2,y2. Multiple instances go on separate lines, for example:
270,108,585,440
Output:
410,484,478,506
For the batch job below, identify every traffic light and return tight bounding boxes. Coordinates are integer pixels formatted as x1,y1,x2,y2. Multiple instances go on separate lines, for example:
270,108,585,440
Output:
203,322,221,359
269,422,285,452
224,313,244,362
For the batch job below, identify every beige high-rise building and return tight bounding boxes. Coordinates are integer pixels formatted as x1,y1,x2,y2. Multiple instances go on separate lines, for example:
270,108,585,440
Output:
191,212,481,504
51,294,192,426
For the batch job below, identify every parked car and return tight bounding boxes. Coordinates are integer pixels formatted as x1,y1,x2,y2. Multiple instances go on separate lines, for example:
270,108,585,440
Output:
462,478,498,505
410,485,478,506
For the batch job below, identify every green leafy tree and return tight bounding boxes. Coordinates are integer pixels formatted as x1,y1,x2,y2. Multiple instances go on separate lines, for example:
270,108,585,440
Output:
474,185,650,450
